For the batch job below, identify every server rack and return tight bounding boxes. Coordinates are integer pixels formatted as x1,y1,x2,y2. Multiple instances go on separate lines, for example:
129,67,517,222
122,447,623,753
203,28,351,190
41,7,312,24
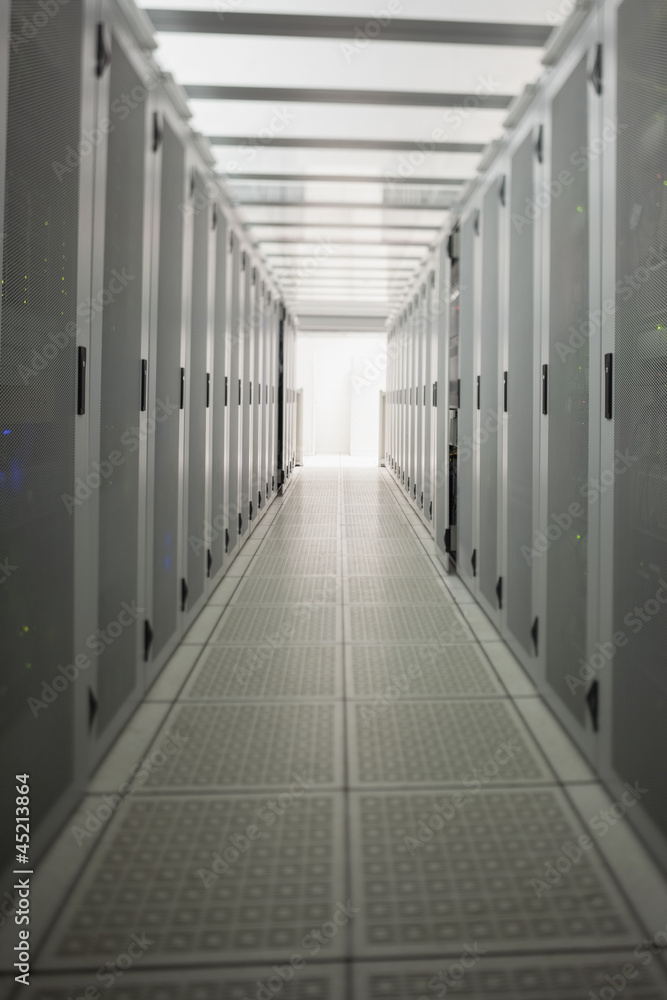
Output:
88,0,157,757
208,207,230,584
476,159,508,630
434,239,451,556
251,272,262,522
226,233,242,552
0,0,98,877
415,286,425,508
240,254,252,533
536,6,603,762
144,78,190,686
599,0,667,869
502,94,544,676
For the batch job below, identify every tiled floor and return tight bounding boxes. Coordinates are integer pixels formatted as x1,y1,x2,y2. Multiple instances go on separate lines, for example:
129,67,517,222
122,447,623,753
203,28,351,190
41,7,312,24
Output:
3,464,667,998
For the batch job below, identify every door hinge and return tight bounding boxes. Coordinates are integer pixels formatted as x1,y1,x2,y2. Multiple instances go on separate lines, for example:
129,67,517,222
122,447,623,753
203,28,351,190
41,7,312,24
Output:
542,364,549,415
531,616,539,656
249,500,254,520
207,548,212,577
238,512,243,534
224,375,228,406
535,124,544,163
180,367,185,409
238,378,242,405
225,527,229,553
206,372,211,408
503,371,508,413
586,680,600,732
499,174,507,206
181,577,188,612
249,381,252,405
429,500,432,520
433,381,437,407
457,378,461,409
591,43,603,95
473,209,480,236
212,204,217,230
471,548,477,577
258,489,262,509
477,375,481,411
496,576,503,610
241,250,246,271
143,619,153,662
96,22,111,77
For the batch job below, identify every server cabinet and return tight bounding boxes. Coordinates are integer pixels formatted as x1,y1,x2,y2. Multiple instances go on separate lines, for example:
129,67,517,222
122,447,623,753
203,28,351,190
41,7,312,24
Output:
208,207,229,580
537,7,603,759
457,201,481,592
504,104,544,668
89,3,156,751
251,271,262,522
144,88,188,682
416,286,425,508
401,311,409,488
599,0,667,868
182,167,211,624
409,300,417,497
226,233,242,552
434,240,452,557
477,164,507,628
424,271,435,522
240,255,253,531
0,0,96,875
259,285,269,512
267,295,276,495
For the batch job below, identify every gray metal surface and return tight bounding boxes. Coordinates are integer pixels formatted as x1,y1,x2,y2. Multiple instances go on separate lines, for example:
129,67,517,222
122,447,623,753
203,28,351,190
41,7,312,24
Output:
151,119,185,660
40,793,346,967
350,788,640,957
96,33,146,733
479,180,501,613
209,212,228,579
182,644,343,700
545,54,591,725
345,643,504,698
185,171,210,610
458,212,477,586
506,131,537,657
609,0,667,844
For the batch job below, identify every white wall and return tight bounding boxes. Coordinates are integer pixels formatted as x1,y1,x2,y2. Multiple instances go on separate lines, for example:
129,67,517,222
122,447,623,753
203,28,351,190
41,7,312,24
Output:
296,333,387,459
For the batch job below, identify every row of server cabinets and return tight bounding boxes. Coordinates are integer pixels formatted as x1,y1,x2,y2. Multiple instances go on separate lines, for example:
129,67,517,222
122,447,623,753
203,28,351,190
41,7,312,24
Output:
0,0,297,879
388,0,667,873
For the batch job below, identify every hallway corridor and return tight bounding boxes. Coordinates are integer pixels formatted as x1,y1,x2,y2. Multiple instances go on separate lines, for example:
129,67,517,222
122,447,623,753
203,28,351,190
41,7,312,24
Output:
4,465,667,999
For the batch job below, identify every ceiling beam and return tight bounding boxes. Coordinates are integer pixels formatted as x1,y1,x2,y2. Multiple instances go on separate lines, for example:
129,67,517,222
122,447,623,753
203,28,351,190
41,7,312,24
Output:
260,237,433,245
266,252,424,260
235,200,455,210
210,136,484,153
227,172,469,185
148,11,552,48
251,221,440,230
188,84,512,109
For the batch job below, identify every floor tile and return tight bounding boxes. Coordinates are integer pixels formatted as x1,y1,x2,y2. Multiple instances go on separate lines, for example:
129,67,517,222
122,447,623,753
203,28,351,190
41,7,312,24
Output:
345,643,504,699
137,702,344,791
345,604,474,645
212,604,343,645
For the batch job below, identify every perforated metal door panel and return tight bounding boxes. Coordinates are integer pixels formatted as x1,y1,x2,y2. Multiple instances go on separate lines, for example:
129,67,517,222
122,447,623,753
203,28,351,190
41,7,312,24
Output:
151,119,185,661
479,181,500,610
0,0,82,871
611,0,667,842
347,699,552,788
506,132,536,656
546,55,591,725
96,37,146,733
27,966,347,1000
185,171,209,610
355,956,667,999
39,793,347,968
182,644,343,700
209,213,228,579
350,788,640,958
458,212,477,584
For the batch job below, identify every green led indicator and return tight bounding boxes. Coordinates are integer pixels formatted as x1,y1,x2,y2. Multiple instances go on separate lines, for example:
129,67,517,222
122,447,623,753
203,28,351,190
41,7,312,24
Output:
577,206,584,213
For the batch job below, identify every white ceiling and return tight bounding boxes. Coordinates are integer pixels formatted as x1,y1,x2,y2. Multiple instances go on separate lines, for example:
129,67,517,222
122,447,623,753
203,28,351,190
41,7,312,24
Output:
138,1,561,325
